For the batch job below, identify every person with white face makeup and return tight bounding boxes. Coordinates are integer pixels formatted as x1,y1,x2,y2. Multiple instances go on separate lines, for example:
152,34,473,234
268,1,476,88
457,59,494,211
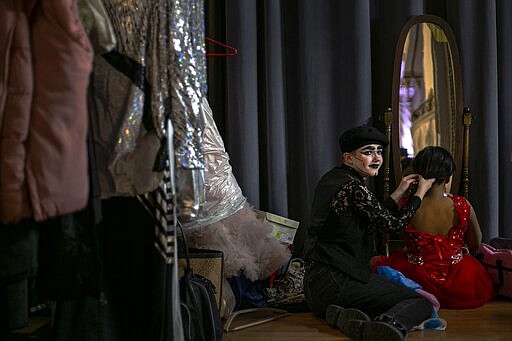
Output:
302,125,435,341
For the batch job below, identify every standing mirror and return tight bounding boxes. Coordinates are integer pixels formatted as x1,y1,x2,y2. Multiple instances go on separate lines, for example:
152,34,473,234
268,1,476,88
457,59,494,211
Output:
382,15,473,256
390,15,465,195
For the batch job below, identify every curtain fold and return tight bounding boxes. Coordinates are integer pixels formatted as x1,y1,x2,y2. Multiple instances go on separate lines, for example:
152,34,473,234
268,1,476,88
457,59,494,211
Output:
259,0,287,213
451,0,500,240
224,0,260,207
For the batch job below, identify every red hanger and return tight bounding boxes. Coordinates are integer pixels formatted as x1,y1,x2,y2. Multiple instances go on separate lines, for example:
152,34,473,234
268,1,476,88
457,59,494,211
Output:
205,36,238,57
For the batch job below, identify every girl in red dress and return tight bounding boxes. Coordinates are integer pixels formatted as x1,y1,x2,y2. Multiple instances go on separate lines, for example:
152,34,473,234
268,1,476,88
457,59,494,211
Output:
374,146,495,309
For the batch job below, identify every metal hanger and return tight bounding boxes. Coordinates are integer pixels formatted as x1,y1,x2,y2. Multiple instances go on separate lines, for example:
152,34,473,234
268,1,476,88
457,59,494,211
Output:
205,36,238,57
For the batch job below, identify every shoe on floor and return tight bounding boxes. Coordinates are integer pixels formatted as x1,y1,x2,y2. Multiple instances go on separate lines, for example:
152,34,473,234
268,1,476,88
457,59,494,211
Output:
345,320,405,341
325,304,370,334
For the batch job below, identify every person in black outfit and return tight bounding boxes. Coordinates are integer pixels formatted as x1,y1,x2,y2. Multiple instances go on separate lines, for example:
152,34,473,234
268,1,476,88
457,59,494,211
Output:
303,125,435,341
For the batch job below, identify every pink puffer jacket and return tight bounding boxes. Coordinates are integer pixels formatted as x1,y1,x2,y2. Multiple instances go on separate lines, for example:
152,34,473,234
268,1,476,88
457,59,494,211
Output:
0,0,93,223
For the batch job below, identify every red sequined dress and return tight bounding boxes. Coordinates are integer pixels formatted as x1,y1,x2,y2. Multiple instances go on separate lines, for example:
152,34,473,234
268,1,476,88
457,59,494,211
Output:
376,195,495,309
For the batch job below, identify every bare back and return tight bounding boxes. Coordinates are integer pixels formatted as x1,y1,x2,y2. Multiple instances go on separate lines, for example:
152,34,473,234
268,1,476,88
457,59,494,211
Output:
409,194,459,236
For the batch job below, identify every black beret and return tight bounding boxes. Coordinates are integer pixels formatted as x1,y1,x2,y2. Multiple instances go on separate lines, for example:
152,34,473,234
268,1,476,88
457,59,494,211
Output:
339,125,388,153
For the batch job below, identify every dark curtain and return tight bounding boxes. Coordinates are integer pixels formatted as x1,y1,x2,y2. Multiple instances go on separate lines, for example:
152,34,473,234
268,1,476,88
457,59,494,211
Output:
205,0,512,241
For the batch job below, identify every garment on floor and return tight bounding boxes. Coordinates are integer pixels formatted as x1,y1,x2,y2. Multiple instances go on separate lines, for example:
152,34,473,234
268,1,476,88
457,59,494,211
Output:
376,266,446,331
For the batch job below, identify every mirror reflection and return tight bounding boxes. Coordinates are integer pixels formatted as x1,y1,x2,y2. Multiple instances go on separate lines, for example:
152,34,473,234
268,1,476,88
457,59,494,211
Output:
398,22,457,174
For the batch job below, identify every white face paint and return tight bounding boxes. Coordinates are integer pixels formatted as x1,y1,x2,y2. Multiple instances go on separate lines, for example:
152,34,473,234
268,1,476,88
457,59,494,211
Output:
346,144,383,177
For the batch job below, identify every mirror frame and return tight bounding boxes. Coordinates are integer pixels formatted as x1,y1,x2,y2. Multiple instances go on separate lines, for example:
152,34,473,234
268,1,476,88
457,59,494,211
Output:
391,15,464,195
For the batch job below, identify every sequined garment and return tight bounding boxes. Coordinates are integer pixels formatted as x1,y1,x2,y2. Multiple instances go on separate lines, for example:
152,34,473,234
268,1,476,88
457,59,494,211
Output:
89,1,161,197
89,0,206,200
169,0,207,169
168,0,207,221
403,195,470,285
89,4,206,340
376,195,495,309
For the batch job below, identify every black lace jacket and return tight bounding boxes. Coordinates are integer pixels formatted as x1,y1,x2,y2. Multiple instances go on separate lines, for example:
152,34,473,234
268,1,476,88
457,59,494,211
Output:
304,165,421,282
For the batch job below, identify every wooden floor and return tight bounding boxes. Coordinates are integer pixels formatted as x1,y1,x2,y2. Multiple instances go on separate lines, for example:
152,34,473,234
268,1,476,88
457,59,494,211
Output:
223,298,512,340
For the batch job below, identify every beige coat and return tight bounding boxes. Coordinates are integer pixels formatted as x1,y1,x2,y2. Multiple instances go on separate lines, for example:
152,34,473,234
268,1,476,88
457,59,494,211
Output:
0,0,93,223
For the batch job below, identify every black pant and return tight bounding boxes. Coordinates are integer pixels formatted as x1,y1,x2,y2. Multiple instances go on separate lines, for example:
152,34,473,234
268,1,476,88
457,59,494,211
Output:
303,262,433,330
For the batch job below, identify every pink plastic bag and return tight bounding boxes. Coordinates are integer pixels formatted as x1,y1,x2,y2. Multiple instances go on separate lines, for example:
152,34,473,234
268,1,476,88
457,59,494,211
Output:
476,243,512,298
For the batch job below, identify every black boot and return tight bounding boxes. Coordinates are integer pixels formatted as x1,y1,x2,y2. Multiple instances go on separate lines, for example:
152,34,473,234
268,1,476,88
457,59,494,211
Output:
325,304,371,339
344,319,405,341
373,314,408,337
